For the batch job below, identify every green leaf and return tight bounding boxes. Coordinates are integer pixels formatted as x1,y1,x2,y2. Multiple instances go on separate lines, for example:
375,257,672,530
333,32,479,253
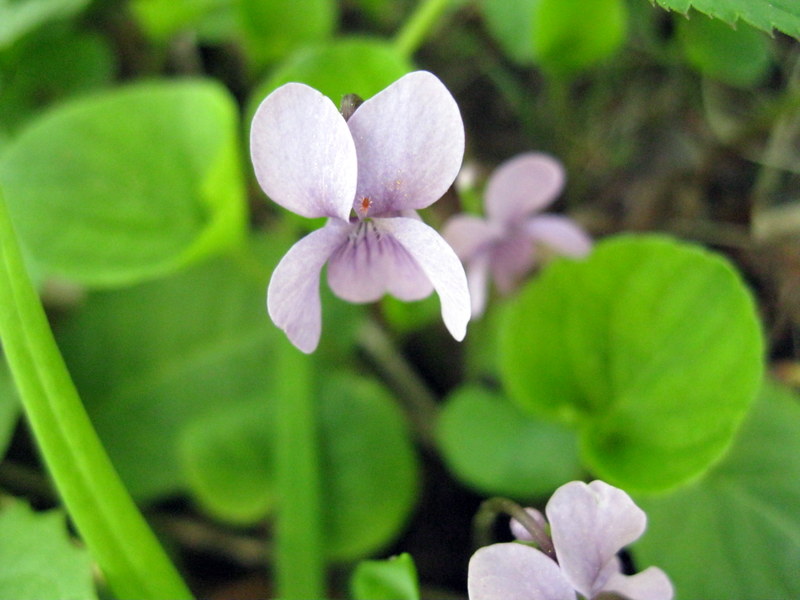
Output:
55,235,286,502
0,80,247,287
678,12,772,87
0,501,96,600
532,0,628,76
239,0,336,66
0,0,89,49
351,553,420,600
500,235,764,492
481,0,537,64
437,386,582,499
130,0,235,42
248,37,413,124
0,362,20,460
653,0,800,39
635,380,800,599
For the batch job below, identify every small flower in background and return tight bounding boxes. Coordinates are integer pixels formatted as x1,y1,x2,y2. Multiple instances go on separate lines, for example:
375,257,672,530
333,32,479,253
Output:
443,153,592,318
468,480,674,600
250,71,471,353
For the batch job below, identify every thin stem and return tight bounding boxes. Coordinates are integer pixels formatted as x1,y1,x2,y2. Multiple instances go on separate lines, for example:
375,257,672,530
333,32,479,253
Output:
0,188,192,599
473,497,555,559
273,342,326,599
394,0,456,58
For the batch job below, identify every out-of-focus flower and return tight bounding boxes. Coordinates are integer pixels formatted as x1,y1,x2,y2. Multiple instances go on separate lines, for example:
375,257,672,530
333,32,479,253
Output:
468,480,674,600
250,71,470,352
443,153,592,317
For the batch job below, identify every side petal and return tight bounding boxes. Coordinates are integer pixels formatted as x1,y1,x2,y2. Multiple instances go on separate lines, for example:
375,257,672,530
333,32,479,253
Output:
525,215,592,257
326,220,433,303
546,481,647,599
378,217,471,341
347,71,465,216
251,83,356,221
267,222,350,353
441,213,500,261
602,567,674,600
468,543,575,600
485,153,565,225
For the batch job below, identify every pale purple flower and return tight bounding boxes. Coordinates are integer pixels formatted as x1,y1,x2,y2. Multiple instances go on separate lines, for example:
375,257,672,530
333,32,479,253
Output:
468,481,674,600
250,71,470,353
443,153,592,317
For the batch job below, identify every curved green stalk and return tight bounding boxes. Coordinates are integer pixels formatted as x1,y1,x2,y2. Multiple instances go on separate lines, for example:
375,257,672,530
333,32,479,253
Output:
0,188,192,599
394,0,457,58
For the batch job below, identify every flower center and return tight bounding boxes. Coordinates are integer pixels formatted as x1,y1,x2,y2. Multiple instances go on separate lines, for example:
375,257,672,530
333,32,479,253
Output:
358,196,372,217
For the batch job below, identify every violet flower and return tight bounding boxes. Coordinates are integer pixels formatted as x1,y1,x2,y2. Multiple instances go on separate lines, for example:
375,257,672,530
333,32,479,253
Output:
250,71,470,352
443,153,592,317
469,481,674,600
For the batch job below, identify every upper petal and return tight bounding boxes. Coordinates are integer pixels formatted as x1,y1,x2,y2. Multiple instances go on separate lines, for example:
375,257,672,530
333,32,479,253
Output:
468,543,576,600
602,567,675,600
251,83,357,221
267,221,350,353
525,215,592,257
347,71,465,216
546,481,647,599
377,217,471,341
485,153,565,224
326,219,434,303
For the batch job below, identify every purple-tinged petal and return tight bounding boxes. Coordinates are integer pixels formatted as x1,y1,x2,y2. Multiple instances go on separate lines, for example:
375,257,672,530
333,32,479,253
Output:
378,217,471,340
525,215,593,257
267,221,351,353
251,83,357,221
509,508,548,542
546,481,647,599
485,153,565,225
488,232,536,294
602,567,674,600
347,71,464,216
441,214,500,262
465,252,491,318
468,543,575,600
326,219,433,303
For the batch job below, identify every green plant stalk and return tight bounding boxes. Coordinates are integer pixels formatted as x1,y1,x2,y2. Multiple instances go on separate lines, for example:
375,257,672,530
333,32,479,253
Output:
394,0,456,58
274,341,326,599
0,189,192,600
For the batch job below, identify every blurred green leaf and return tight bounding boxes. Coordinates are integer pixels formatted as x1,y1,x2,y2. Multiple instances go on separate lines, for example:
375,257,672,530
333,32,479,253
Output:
0,0,89,49
0,25,115,137
0,80,247,287
481,0,537,64
351,553,420,600
678,12,772,87
248,37,413,124
501,235,764,492
130,0,235,42
239,0,336,66
0,500,96,600
635,380,800,599
532,0,627,76
0,361,20,459
653,0,800,39
179,371,419,561
56,235,287,501
437,385,582,499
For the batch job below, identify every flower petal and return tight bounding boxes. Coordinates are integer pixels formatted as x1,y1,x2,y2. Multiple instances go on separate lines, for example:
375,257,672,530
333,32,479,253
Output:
525,215,592,257
267,221,350,353
488,232,536,294
377,217,470,340
251,83,356,221
603,567,675,600
485,153,565,224
509,507,548,542
546,481,647,599
347,71,465,216
468,543,575,600
441,214,500,262
326,219,433,303
466,252,491,318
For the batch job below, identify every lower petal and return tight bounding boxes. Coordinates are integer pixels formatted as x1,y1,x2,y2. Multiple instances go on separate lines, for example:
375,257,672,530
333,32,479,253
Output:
602,567,674,600
267,222,349,353
466,252,491,318
468,543,575,600
378,217,471,341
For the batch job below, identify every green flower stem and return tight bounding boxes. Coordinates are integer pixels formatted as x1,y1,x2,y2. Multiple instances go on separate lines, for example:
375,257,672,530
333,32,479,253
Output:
394,0,457,58
274,341,326,599
0,189,192,600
